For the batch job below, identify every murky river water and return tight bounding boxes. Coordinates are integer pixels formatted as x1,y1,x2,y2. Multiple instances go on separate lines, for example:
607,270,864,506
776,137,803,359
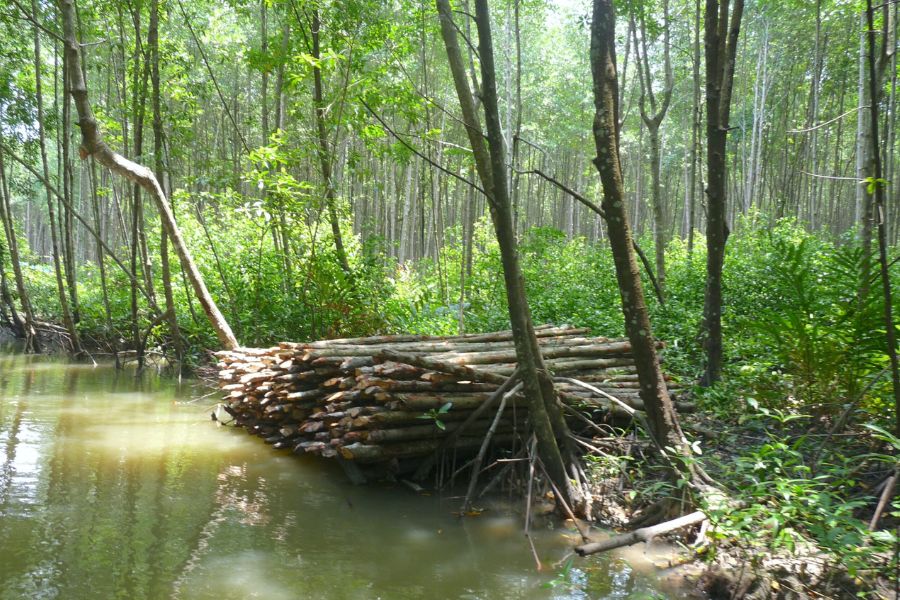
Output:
0,347,685,599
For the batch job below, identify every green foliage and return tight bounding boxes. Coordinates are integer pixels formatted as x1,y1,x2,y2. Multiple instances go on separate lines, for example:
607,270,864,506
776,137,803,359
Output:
713,220,890,420
417,401,452,430
703,408,898,587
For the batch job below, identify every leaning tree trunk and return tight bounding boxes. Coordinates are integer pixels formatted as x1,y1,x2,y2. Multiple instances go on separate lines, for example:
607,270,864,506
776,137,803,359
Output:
59,0,239,351
590,0,688,458
435,0,582,513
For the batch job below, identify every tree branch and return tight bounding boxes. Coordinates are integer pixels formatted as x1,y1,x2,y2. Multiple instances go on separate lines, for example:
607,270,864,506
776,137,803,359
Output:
361,99,487,197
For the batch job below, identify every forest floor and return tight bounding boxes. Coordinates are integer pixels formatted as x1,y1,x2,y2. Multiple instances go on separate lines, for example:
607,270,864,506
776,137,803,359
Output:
582,408,899,600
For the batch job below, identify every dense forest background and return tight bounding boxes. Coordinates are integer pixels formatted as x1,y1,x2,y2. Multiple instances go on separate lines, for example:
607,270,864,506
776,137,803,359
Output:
1,0,899,591
2,0,893,355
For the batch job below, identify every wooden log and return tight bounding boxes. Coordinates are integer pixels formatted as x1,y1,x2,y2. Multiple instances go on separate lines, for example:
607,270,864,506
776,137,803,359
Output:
376,350,508,384
356,378,498,394
300,336,636,359
542,357,636,373
348,408,505,430
298,325,585,348
341,356,375,369
371,361,426,379
285,389,328,402
425,341,651,366
385,392,526,411
342,419,516,444
338,433,517,463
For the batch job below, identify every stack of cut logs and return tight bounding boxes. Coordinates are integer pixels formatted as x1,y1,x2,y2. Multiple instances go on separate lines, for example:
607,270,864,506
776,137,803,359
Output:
215,325,685,469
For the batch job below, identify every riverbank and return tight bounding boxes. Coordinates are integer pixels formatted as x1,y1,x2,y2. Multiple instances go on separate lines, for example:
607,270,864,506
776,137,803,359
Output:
579,405,899,599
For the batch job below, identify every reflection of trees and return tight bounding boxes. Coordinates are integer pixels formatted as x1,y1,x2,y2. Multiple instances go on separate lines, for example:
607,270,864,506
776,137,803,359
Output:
0,359,222,599
0,362,26,507
170,462,265,599
0,354,62,598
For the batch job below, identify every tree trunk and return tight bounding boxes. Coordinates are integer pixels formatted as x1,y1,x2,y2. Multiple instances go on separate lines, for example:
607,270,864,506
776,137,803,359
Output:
589,0,688,458
311,9,352,278
0,147,32,343
150,0,185,369
0,238,20,334
59,0,239,351
88,157,114,351
701,0,744,386
34,0,82,355
688,0,702,257
864,0,900,436
435,0,582,513
856,5,892,295
61,47,80,326
634,2,673,298
261,0,269,146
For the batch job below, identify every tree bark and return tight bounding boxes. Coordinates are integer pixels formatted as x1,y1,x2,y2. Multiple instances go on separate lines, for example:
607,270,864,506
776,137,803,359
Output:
701,0,744,386
59,0,239,350
34,0,82,355
589,0,689,456
435,0,582,513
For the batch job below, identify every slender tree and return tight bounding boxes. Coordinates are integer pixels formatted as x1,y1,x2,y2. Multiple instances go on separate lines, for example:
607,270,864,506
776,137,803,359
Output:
700,0,744,386
855,4,892,266
633,0,673,298
150,0,186,369
590,0,689,463
33,0,82,355
435,0,582,512
311,8,353,278
863,0,900,435
687,0,702,257
0,144,39,351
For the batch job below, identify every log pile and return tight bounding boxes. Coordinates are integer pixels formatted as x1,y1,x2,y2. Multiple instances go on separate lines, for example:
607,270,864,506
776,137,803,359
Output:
215,325,685,470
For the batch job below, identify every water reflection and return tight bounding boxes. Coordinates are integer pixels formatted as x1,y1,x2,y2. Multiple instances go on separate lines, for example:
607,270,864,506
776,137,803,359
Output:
0,351,681,599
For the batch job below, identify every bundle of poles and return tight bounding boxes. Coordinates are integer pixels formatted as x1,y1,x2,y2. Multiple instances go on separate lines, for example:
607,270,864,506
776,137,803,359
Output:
215,325,690,477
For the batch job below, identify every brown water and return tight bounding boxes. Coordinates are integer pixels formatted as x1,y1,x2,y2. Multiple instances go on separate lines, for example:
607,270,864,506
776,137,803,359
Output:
0,347,682,599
